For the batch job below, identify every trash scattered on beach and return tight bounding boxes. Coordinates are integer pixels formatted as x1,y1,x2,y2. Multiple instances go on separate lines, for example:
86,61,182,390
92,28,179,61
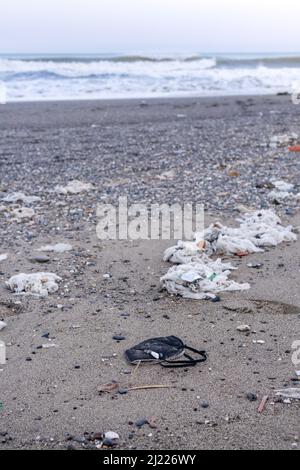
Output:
161,260,250,300
0,254,8,262
161,210,296,300
288,146,300,152
0,321,7,331
276,388,300,400
269,133,298,149
7,273,62,297
38,243,73,253
11,207,35,221
55,180,94,195
42,343,58,349
125,336,207,368
2,192,41,204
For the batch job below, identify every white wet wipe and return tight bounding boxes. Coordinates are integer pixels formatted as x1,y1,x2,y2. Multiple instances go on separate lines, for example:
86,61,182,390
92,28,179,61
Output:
55,180,94,195
2,192,41,204
161,210,296,300
38,243,73,253
7,273,62,297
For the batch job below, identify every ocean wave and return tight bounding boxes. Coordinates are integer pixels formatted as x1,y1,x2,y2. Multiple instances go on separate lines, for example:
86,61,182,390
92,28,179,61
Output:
0,53,299,101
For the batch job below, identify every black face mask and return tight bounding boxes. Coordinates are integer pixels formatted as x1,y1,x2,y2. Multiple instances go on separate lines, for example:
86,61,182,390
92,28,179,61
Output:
125,336,207,369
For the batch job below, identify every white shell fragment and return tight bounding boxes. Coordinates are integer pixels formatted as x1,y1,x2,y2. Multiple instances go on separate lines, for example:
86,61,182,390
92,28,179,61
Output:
104,432,119,441
237,325,251,332
11,207,35,220
7,273,62,297
55,180,94,195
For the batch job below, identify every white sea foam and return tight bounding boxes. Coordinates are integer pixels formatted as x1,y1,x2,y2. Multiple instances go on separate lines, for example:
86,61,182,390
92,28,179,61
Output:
0,53,299,101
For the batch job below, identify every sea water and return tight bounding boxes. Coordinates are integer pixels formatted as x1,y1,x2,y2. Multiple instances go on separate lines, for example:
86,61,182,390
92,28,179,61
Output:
0,52,299,102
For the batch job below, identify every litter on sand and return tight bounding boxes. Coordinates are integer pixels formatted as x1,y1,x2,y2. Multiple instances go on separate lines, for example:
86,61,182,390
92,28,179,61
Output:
269,133,298,149
125,336,207,368
7,273,62,297
161,210,296,300
275,388,300,400
2,192,41,204
0,254,8,262
38,243,73,253
0,321,7,331
55,180,94,195
289,146,300,152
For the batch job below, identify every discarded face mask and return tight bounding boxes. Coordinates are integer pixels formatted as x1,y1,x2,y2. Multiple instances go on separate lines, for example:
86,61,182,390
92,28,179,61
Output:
125,336,207,368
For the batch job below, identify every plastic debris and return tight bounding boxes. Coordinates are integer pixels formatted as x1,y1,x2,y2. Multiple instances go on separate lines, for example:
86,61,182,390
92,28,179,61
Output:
55,180,94,195
7,273,62,297
2,192,40,204
273,181,294,192
38,243,73,253
161,259,249,300
288,146,300,152
11,207,35,220
269,133,298,149
0,254,8,262
161,210,296,300
164,211,296,264
0,321,7,331
276,388,300,400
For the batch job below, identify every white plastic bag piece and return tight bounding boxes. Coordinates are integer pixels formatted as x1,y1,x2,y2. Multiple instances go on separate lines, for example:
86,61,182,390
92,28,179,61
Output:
7,273,62,297
269,133,298,148
0,321,7,331
276,389,300,400
0,254,8,262
2,192,40,204
55,180,94,195
11,207,35,220
161,259,249,300
38,243,73,253
273,181,294,192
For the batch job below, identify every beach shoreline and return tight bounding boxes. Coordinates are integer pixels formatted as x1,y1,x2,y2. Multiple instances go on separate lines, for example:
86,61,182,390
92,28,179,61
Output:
0,94,300,450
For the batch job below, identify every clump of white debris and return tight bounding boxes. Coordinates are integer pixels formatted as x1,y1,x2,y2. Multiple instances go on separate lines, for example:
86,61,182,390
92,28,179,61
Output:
2,192,41,204
0,254,8,262
161,210,297,301
38,243,73,253
55,180,94,195
269,133,298,149
7,273,62,297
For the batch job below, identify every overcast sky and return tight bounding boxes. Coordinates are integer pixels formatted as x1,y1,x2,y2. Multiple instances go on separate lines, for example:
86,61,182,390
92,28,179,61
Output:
1,0,300,54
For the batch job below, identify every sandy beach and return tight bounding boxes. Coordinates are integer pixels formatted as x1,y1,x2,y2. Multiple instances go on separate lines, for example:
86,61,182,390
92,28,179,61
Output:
0,95,300,450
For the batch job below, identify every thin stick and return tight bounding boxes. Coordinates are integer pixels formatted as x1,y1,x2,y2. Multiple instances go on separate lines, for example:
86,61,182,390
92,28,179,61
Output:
127,385,174,391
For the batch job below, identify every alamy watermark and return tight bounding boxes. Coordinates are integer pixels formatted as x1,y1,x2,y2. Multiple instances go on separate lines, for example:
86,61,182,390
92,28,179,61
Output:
0,341,6,365
292,340,300,367
96,197,204,240
0,82,7,105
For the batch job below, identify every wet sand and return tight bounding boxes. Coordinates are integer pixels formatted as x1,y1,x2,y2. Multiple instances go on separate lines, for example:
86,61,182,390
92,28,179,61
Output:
0,95,300,450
